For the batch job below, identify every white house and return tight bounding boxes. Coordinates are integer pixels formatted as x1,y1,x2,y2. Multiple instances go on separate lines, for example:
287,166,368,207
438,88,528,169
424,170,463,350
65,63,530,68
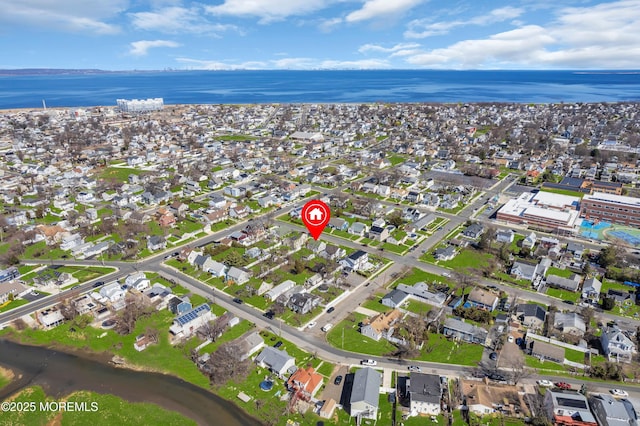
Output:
100,283,125,303
409,373,441,416
169,303,215,340
124,272,150,291
601,323,637,362
265,280,296,301
350,368,381,420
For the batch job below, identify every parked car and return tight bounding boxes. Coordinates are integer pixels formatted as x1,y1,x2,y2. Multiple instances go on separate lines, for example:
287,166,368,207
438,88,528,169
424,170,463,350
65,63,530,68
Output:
408,366,421,372
334,375,343,385
327,306,335,313
489,352,498,361
274,341,283,348
233,298,244,304
555,382,572,390
307,321,317,329
507,335,514,343
321,323,333,332
537,380,554,387
361,359,377,366
610,389,629,398
93,281,104,288
264,311,275,320
563,300,575,305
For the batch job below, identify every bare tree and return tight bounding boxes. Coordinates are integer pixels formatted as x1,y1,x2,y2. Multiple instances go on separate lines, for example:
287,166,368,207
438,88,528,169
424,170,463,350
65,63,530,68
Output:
205,343,252,386
201,319,227,342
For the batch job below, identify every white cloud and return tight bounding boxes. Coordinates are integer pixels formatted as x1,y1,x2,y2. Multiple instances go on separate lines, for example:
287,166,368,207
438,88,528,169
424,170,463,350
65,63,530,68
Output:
0,0,126,34
130,6,239,35
405,6,523,39
319,17,343,32
346,0,425,23
271,57,316,69
176,57,268,70
205,0,332,23
319,59,390,69
129,40,180,56
358,42,420,54
404,0,640,69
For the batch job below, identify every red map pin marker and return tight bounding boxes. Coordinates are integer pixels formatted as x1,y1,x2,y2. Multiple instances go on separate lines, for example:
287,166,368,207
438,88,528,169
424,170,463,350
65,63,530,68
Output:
301,200,331,240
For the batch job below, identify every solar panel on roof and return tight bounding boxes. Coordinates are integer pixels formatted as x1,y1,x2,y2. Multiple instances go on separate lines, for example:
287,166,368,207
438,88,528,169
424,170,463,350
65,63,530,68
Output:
175,304,209,326
557,397,587,409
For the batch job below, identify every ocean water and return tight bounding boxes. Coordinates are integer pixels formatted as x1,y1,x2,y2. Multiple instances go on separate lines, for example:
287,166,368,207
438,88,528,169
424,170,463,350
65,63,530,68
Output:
0,70,639,109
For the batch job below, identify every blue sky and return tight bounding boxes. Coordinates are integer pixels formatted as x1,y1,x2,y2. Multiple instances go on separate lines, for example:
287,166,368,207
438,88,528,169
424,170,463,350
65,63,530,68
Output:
1,0,639,70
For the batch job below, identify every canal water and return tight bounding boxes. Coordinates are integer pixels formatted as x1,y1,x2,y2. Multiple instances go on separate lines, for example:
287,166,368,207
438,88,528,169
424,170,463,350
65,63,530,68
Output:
0,339,261,426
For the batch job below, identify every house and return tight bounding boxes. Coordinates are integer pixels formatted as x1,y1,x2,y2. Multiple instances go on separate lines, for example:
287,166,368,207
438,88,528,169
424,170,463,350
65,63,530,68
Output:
554,312,586,336
588,394,638,426
229,204,249,219
395,282,447,307
544,390,597,426
496,229,515,243
37,308,65,329
0,280,30,304
368,225,390,242
341,250,369,272
321,245,346,261
169,201,188,217
265,280,296,301
226,266,251,285
287,366,323,398
442,317,487,344
607,289,631,304
531,341,565,364
408,373,441,416
462,223,484,239
566,242,585,260
434,246,456,261
546,273,582,292
0,267,20,283
522,232,537,249
466,288,499,312
254,347,296,379
227,331,265,361
307,240,327,254
100,282,125,303
510,260,541,282
147,235,167,251
360,309,403,342
516,304,547,331
207,260,227,278
134,334,153,352
287,293,320,315
601,323,637,362
328,217,348,231
169,303,215,340
582,277,602,301
156,209,176,227
348,222,369,237
124,271,151,291
381,289,409,309
168,296,192,315
350,368,381,419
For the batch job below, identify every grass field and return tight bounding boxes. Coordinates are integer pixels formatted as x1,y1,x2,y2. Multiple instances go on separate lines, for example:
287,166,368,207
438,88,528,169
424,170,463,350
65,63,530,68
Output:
326,313,397,355
0,299,30,313
546,287,581,303
525,355,567,371
1,386,196,426
99,167,145,183
393,267,452,287
416,334,484,366
565,348,586,364
361,296,389,313
546,266,574,278
438,248,492,271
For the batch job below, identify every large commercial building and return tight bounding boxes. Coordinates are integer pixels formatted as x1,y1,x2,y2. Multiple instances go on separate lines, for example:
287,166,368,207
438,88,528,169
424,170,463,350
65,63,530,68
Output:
496,191,581,234
116,98,164,113
580,192,640,227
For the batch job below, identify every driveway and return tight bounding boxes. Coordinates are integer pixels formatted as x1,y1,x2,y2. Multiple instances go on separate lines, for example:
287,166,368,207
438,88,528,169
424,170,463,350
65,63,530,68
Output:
320,364,349,404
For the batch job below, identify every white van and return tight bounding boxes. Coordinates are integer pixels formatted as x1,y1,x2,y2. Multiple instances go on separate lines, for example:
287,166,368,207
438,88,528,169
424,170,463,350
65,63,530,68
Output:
321,323,333,332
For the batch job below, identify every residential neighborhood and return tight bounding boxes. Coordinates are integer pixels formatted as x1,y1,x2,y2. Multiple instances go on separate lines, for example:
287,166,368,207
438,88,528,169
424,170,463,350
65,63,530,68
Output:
1,100,640,426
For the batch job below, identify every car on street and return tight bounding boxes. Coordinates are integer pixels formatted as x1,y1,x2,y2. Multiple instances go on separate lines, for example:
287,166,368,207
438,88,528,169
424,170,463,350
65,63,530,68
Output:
489,352,498,361
361,359,377,366
233,298,244,304
32,291,39,296
537,380,554,387
307,321,317,329
563,300,575,305
264,311,275,320
408,366,421,372
555,382,572,390
334,375,343,385
327,306,335,313
442,272,451,277
93,281,104,288
610,389,629,398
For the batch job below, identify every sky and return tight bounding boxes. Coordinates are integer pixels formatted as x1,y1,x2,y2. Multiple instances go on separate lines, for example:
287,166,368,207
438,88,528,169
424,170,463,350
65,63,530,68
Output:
1,0,639,70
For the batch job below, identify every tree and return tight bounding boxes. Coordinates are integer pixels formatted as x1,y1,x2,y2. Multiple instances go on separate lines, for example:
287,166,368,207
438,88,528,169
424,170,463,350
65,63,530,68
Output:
477,226,496,251
601,297,615,311
115,296,151,335
59,298,78,321
599,245,621,269
201,319,227,342
505,350,530,385
205,343,252,386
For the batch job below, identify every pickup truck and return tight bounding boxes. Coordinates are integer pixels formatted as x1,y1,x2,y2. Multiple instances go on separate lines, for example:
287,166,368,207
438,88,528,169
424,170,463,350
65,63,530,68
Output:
321,323,333,332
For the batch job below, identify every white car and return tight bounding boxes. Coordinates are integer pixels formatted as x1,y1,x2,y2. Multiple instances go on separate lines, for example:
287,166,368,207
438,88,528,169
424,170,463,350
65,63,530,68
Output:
537,380,554,387
307,321,317,329
361,359,377,366
610,389,629,398
507,335,514,343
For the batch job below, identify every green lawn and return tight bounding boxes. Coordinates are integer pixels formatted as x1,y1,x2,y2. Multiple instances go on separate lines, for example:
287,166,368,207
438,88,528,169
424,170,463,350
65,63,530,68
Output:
216,134,257,141
316,361,335,378
416,334,484,366
99,167,145,183
438,248,492,271
525,355,567,371
0,298,30,313
540,188,584,198
2,310,210,389
565,348,586,364
381,242,408,254
546,266,574,278
394,268,452,288
388,155,405,166
545,287,581,302
2,386,196,426
361,297,390,313
326,313,397,355
403,299,432,316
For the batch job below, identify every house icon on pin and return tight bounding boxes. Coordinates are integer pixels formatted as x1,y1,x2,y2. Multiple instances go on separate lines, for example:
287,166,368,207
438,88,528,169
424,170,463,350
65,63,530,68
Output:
308,207,323,222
